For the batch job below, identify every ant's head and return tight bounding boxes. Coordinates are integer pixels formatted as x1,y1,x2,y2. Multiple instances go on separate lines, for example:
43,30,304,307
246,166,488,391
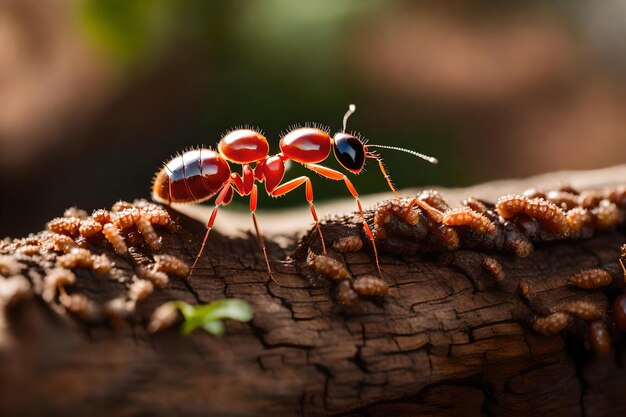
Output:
332,104,438,174
332,104,365,173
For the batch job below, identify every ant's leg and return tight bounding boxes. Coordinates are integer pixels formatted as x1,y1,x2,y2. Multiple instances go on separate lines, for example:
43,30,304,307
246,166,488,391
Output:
620,258,625,275
369,155,399,199
249,184,276,283
270,176,327,253
190,184,233,275
304,163,383,277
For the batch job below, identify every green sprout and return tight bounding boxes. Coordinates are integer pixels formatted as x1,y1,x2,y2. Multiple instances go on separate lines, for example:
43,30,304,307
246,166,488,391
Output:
170,298,253,336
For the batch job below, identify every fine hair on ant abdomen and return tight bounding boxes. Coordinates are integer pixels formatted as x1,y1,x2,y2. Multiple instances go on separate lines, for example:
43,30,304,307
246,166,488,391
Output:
152,105,438,281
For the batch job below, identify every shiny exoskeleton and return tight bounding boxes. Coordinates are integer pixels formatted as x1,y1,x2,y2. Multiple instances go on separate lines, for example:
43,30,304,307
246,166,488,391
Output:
152,105,438,280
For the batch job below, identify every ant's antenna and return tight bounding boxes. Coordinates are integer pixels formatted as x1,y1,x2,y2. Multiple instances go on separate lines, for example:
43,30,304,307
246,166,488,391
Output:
342,104,356,132
366,144,438,164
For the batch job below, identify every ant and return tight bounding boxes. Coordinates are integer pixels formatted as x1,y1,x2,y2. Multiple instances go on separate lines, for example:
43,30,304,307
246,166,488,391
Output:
152,105,438,281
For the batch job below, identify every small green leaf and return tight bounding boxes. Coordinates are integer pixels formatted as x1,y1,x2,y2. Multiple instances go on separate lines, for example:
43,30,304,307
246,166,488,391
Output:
202,320,225,336
171,298,253,336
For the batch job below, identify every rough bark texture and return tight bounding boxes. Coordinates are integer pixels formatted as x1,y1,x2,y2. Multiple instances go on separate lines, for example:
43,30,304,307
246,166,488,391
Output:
1,166,626,417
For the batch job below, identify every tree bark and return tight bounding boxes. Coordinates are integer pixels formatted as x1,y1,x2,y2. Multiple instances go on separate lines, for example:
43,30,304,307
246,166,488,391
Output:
1,165,626,417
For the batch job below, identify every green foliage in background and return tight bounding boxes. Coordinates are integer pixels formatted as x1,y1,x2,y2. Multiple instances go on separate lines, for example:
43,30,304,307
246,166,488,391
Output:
75,0,174,64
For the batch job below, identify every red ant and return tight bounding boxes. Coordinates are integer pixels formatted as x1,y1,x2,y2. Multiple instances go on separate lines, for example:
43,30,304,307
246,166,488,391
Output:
152,105,438,281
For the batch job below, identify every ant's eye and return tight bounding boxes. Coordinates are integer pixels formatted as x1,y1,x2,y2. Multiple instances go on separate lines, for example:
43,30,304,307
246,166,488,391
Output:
333,133,365,173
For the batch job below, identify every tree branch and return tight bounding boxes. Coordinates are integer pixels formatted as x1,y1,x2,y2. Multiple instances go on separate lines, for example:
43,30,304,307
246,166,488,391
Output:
1,165,625,417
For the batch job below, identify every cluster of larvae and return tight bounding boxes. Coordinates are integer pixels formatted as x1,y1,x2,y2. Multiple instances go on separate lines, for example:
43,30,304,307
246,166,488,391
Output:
519,281,612,356
324,185,625,352
327,185,624,285
526,242,626,356
0,201,188,331
47,200,173,254
367,186,624,258
307,250,389,307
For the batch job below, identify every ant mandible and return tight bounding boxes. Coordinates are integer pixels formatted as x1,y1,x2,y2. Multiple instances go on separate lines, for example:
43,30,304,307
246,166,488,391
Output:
152,105,438,281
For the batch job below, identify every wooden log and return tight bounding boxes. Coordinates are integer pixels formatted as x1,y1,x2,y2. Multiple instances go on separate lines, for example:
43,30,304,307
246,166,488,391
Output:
0,165,625,417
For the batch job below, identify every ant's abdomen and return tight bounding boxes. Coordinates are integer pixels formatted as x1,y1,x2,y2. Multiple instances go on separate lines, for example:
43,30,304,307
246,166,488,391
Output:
280,128,331,163
152,149,231,204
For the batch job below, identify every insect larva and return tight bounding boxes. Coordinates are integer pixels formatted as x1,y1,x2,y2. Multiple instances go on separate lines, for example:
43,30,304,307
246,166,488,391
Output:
604,186,626,206
111,200,135,213
442,207,496,235
591,200,619,231
63,207,89,219
546,190,578,210
49,233,78,253
102,223,128,254
614,293,626,332
57,248,94,269
135,216,162,251
352,275,389,296
417,189,450,211
140,206,173,229
589,320,611,356
47,217,82,237
375,199,420,227
462,197,489,214
309,254,351,281
523,198,568,236
59,293,101,322
154,254,189,277
432,223,460,250
532,312,571,336
43,270,74,302
17,245,41,256
566,207,591,232
556,300,603,321
372,198,422,240
92,254,113,275
516,281,532,305
104,297,134,322
147,302,180,333
333,235,364,253
132,199,154,209
0,255,21,277
111,208,141,230
482,257,505,282
92,209,111,225
569,268,612,289
578,191,602,209
558,184,579,195
0,275,32,308
79,219,103,238
75,236,90,248
129,279,154,302
139,266,169,288
505,233,533,257
496,195,527,218
373,202,393,239
336,280,359,307
43,268,76,302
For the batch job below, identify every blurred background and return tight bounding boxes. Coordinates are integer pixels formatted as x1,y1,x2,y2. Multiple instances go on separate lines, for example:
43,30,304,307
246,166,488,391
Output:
1,0,625,236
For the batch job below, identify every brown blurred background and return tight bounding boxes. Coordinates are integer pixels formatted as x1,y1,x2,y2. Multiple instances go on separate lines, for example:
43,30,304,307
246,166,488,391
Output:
1,0,625,236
